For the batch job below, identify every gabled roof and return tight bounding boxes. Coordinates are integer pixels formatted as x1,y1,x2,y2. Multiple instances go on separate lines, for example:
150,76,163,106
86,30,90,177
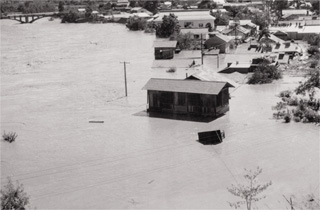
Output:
222,26,250,35
187,71,237,87
153,40,177,48
143,78,233,95
262,34,285,44
273,30,288,35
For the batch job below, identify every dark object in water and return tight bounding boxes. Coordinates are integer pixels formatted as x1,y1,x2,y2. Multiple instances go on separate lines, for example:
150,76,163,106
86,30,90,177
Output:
198,130,224,145
89,121,104,123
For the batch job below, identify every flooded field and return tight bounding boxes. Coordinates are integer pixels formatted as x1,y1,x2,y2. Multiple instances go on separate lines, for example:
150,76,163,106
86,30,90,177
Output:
1,19,319,209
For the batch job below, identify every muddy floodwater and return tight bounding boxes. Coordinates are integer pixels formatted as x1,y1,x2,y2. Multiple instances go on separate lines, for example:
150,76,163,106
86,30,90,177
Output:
1,19,319,209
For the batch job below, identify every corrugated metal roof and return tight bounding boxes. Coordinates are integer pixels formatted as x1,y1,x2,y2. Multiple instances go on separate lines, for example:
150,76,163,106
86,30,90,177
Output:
142,78,230,95
153,40,177,48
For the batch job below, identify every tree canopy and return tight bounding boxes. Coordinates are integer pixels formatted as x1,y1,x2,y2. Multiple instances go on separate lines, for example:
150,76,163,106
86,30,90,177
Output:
155,14,180,38
126,16,146,31
1,178,30,210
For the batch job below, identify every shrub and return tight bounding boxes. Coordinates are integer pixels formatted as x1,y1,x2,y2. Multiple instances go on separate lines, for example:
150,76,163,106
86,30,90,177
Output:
310,60,318,68
248,64,282,84
307,46,319,55
273,101,287,110
287,96,299,106
303,109,320,123
293,116,301,122
166,67,176,73
279,90,292,98
1,177,30,210
303,34,320,47
284,114,291,123
2,131,18,143
126,16,146,31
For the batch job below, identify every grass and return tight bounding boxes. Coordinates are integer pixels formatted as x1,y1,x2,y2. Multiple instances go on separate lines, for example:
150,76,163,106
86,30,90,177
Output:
2,131,18,143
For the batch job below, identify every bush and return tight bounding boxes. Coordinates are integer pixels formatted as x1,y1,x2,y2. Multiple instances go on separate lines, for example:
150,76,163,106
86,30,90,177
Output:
293,116,301,122
307,46,319,55
303,109,320,123
303,34,320,47
167,67,176,73
2,131,18,143
1,178,30,210
248,64,282,84
310,60,318,68
126,16,146,31
284,114,291,123
279,90,292,98
61,11,80,23
273,101,287,110
287,96,299,106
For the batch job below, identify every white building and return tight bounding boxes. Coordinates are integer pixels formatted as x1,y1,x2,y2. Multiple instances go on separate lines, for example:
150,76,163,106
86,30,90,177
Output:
152,10,215,29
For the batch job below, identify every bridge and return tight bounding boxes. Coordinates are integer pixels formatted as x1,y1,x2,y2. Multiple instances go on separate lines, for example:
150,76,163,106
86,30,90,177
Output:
0,12,59,24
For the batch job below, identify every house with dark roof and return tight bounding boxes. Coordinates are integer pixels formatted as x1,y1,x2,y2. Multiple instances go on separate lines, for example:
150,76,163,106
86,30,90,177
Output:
153,40,177,59
204,33,233,53
143,78,234,117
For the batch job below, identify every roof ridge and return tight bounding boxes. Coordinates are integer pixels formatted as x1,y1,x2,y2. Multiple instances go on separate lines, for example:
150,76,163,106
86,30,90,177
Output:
149,78,228,84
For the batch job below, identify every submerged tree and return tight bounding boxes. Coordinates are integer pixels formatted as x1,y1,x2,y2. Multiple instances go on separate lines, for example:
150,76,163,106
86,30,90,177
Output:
155,13,180,38
227,167,272,210
1,177,30,210
126,16,146,31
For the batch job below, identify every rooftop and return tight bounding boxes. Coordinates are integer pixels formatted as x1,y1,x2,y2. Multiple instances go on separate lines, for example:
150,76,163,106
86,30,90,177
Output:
208,32,233,43
153,40,177,48
282,9,310,16
143,78,232,95
153,10,215,22
187,70,238,87
272,43,302,53
180,28,209,34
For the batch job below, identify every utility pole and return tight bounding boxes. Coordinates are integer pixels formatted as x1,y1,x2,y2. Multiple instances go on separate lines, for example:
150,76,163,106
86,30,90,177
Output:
120,61,130,97
200,34,203,65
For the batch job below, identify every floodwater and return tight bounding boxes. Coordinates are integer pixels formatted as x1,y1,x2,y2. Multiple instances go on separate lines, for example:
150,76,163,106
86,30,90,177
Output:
1,19,319,209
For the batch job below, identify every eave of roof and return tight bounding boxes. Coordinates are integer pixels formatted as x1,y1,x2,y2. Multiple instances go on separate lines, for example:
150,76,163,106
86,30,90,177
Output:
142,78,233,95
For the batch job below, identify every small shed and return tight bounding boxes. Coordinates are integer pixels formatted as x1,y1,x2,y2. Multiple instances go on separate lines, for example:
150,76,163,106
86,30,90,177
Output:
153,40,177,60
205,33,233,53
143,78,234,117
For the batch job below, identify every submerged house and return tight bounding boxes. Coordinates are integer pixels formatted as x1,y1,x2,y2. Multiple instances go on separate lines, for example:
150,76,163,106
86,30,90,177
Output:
143,78,234,117
152,10,215,29
154,40,177,60
205,33,233,53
